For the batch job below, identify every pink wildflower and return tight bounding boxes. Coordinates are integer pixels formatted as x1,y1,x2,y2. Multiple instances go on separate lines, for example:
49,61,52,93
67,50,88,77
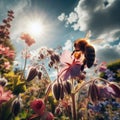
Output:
58,50,83,81
30,99,45,115
0,86,13,105
4,61,11,70
99,62,107,72
0,44,15,59
21,49,31,59
108,82,120,97
20,33,35,46
7,50,15,59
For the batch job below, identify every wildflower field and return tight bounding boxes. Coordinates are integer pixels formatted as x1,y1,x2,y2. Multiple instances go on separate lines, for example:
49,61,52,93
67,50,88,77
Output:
0,10,120,120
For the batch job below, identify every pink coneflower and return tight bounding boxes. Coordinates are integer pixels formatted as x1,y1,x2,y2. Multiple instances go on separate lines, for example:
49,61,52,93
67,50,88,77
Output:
20,33,35,46
58,50,84,81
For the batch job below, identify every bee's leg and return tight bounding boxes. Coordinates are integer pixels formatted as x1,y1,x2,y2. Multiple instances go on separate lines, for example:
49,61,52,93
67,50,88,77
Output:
71,50,76,55
81,59,86,71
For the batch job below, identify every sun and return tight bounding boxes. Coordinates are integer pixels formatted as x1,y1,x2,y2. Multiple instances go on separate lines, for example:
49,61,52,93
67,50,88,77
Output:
27,21,44,37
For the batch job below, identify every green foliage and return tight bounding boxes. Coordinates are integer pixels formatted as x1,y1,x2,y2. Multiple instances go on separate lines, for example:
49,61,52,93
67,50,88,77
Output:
0,98,15,120
107,59,120,72
4,71,26,95
100,59,120,82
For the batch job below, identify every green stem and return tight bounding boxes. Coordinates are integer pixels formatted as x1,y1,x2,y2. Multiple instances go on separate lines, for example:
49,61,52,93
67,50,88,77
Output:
39,64,51,82
74,77,110,94
21,47,28,80
71,93,77,120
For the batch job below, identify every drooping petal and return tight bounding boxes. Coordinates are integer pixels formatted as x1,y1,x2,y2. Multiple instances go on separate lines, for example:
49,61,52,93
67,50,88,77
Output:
59,50,83,81
70,64,81,78
109,82,120,97
58,65,70,80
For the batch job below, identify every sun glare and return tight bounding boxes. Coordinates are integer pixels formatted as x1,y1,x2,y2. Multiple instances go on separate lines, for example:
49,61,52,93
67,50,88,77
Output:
27,21,44,37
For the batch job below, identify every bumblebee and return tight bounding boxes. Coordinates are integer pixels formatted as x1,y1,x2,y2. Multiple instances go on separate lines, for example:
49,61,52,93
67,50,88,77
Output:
72,32,95,70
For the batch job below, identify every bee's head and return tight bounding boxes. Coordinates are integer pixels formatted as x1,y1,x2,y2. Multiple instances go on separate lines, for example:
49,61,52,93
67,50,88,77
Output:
74,38,88,52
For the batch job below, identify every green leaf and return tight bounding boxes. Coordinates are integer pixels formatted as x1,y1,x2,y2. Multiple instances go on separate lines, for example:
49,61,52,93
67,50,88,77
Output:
13,83,26,95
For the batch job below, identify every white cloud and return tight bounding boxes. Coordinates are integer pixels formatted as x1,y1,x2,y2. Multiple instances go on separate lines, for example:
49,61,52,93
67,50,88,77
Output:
49,71,57,79
95,42,120,62
71,23,80,31
58,0,120,43
62,40,73,51
67,12,78,24
58,13,66,21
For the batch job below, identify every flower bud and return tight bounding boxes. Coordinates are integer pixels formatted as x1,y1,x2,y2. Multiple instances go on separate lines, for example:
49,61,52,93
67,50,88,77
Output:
12,98,21,116
49,61,53,68
79,72,86,80
52,82,61,100
0,77,7,86
64,81,72,95
88,83,99,103
38,71,42,80
27,67,38,81
97,85,113,100
60,84,64,100
8,10,14,14
3,19,7,24
50,54,60,63
50,55,55,63
30,99,45,115
54,54,60,63
109,82,120,98
55,107,62,115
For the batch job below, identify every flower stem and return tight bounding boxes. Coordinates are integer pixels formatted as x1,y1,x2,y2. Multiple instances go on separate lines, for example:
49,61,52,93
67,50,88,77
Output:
74,77,110,94
21,47,28,80
23,57,27,76
23,48,28,76
71,93,77,120
38,64,51,83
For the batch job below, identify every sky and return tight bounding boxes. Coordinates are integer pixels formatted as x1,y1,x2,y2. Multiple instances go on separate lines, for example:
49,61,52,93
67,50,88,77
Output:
0,0,120,66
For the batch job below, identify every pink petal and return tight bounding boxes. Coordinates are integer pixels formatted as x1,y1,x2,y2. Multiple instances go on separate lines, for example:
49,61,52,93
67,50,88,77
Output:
60,51,73,64
58,65,69,78
106,86,115,94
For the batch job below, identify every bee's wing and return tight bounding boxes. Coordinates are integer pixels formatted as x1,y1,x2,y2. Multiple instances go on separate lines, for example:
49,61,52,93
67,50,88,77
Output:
90,39,104,44
85,31,91,40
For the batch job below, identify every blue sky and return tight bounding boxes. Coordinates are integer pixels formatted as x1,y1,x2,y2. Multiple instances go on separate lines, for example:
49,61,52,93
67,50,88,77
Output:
0,0,120,65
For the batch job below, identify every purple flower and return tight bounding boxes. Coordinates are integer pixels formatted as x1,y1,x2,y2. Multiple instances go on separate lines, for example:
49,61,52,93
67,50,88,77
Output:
105,69,115,77
107,76,115,81
58,51,83,81
99,86,114,100
88,103,102,112
108,82,120,98
105,69,116,81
